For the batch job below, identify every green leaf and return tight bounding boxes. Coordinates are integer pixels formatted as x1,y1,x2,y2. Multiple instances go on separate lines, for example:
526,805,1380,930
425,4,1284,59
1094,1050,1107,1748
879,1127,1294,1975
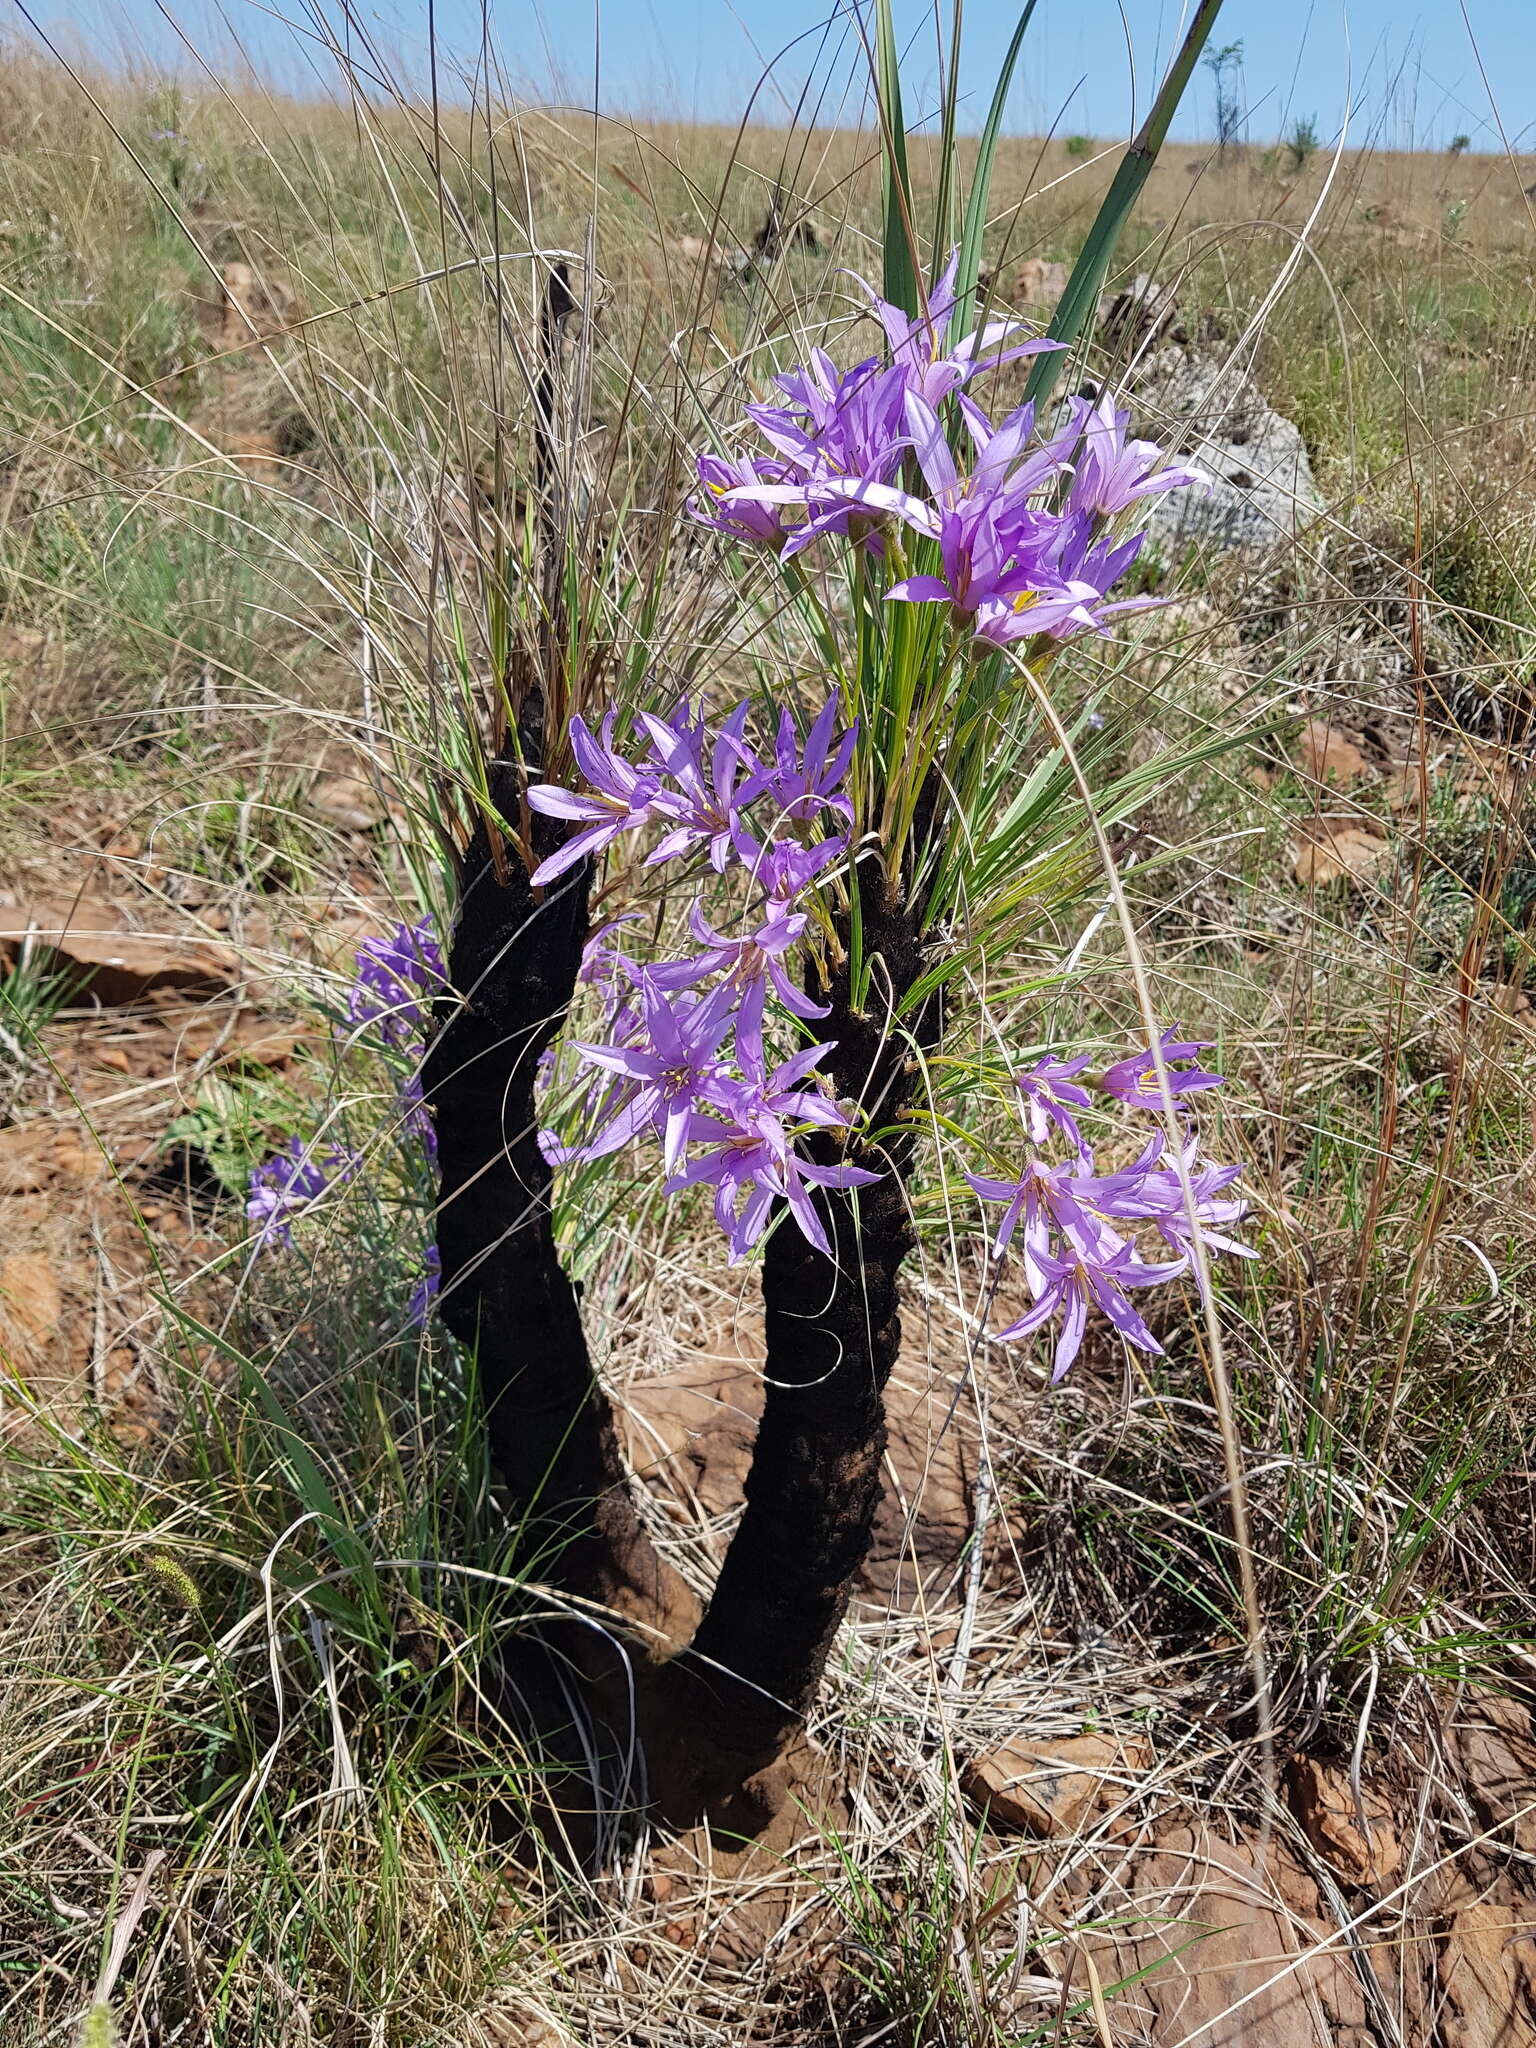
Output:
874,0,919,319
952,1,1043,339
1024,0,1226,410
161,1301,377,1627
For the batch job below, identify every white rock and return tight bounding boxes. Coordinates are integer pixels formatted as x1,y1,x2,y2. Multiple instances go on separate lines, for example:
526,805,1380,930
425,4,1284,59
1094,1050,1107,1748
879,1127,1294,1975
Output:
1131,347,1325,559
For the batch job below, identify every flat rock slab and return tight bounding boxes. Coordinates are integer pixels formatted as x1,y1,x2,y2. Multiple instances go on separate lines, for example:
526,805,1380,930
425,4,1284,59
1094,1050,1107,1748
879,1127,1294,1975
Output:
1096,1825,1373,2045
1451,1687,1536,1857
1284,1754,1401,1888
1433,1871,1536,2047
961,1730,1151,1838
0,893,238,1004
621,1339,977,1611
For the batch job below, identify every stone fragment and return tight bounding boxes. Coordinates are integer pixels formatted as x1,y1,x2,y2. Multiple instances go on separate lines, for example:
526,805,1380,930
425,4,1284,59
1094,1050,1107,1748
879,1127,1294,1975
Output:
1435,1874,1536,2048
1101,1826,1373,2045
215,259,299,346
960,1731,1150,1838
0,1128,95,1194
0,896,236,1004
1452,1688,1536,1856
621,1345,974,1608
1133,347,1326,558
1012,257,1070,309
1099,271,1181,353
1285,1755,1401,1886
309,774,387,832
224,429,282,482
1297,720,1371,785
0,1251,62,1358
1291,821,1390,889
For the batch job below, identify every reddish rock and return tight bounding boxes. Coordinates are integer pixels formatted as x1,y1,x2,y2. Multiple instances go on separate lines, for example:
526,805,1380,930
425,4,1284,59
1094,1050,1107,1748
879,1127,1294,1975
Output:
1435,1872,1536,2047
1285,1755,1401,1886
1453,1688,1536,1856
308,774,387,832
1101,1826,1372,2045
0,895,236,1004
1297,719,1372,785
0,1128,96,1195
1291,820,1390,889
0,1251,62,1358
1012,257,1070,308
961,1731,1151,1838
621,1341,975,1608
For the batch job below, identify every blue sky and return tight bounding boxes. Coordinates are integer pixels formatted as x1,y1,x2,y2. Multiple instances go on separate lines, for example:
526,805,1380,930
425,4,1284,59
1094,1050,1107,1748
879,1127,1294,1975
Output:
32,2,1536,151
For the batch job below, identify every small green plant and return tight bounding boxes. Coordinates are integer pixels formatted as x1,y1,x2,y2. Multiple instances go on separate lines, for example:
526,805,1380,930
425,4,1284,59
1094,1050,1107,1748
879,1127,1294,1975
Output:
1284,114,1319,172
1449,132,1471,158
0,951,75,1118
1444,194,1469,238
1204,39,1245,157
1064,132,1092,159
159,1072,303,1198
825,1810,1033,2047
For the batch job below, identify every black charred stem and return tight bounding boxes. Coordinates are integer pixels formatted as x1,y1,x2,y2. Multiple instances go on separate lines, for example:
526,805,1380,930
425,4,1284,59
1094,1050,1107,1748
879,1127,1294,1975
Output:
424,743,690,1645
654,856,942,1818
429,252,944,1834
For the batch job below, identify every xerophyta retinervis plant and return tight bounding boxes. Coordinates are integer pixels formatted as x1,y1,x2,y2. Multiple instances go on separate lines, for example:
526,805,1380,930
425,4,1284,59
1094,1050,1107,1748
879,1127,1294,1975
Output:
238,0,1241,1840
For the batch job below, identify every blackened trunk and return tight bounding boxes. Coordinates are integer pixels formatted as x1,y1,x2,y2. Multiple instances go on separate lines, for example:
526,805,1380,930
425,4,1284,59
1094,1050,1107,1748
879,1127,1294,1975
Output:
666,864,939,1804
425,744,690,1643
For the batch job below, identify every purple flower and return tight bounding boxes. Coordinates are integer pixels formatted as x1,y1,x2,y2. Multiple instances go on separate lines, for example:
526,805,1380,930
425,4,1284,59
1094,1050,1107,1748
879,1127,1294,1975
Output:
398,1068,437,1160
406,1242,441,1324
1101,1029,1225,1111
993,1238,1185,1381
730,825,847,905
1014,1052,1094,1151
527,711,663,884
1089,1137,1255,1280
851,249,1063,407
349,919,445,1047
666,1045,879,1261
833,394,1120,646
638,700,770,871
567,973,741,1173
965,1154,1130,1277
724,349,913,555
781,385,1172,647
524,698,853,887
968,1121,1252,1378
667,898,830,1069
754,698,857,834
1062,388,1209,519
688,450,795,547
246,1137,356,1252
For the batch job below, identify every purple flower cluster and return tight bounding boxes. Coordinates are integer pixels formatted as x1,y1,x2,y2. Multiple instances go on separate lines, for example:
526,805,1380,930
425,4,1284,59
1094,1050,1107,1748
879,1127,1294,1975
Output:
534,694,876,1261
690,253,1204,650
246,919,446,1319
349,919,446,1046
340,917,444,1163
246,1136,357,1251
968,1030,1252,1381
526,696,854,889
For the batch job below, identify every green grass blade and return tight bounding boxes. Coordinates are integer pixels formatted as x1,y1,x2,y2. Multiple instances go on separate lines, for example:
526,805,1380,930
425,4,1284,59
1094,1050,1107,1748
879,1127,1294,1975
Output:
874,0,919,317
930,1,964,265
1024,0,1225,409
952,0,1043,336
